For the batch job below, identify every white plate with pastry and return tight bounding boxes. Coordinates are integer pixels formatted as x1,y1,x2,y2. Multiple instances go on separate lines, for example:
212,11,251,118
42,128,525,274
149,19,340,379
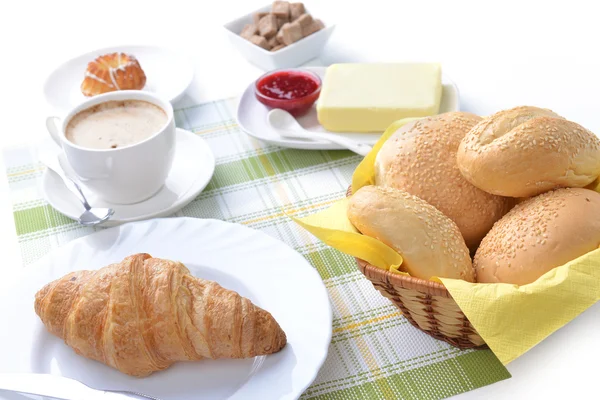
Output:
40,128,215,227
236,65,460,151
43,45,194,113
0,217,332,400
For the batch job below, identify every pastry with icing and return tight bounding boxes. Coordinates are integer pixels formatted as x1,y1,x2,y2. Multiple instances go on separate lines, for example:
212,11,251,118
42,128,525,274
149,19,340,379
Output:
81,52,146,97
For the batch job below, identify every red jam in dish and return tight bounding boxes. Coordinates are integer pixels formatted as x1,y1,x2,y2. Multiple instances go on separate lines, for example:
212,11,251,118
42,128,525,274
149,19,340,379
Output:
258,71,319,100
255,69,321,116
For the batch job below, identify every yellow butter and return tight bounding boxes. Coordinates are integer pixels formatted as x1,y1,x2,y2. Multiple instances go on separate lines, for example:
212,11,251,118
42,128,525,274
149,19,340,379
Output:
316,63,443,132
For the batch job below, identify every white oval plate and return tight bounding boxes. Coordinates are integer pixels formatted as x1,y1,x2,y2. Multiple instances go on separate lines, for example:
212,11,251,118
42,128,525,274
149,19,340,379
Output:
0,218,332,400
41,128,215,227
43,45,194,113
237,66,460,150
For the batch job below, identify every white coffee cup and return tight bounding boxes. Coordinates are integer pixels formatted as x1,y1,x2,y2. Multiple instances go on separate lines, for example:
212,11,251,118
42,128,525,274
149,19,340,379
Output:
46,91,176,204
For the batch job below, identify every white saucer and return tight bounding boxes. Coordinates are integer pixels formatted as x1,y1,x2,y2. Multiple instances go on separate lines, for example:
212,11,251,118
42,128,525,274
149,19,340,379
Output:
41,128,215,227
237,66,461,150
43,45,194,113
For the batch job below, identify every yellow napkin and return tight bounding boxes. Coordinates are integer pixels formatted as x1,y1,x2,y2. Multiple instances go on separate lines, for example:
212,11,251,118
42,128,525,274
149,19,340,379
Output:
293,198,406,274
293,117,600,365
439,252,600,364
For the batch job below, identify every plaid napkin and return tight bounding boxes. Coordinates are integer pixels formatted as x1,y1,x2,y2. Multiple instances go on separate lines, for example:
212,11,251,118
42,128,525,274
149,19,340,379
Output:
2,98,510,399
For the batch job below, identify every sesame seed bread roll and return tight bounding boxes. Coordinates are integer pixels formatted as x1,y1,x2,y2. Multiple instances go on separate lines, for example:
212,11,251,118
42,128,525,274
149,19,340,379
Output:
347,185,475,282
457,106,600,198
374,112,512,251
475,188,600,285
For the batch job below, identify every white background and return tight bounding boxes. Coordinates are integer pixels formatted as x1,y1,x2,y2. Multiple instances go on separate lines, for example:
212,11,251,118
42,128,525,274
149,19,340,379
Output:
0,0,599,399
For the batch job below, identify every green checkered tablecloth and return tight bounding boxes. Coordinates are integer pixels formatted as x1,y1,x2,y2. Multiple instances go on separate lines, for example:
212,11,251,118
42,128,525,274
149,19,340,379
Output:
3,97,510,399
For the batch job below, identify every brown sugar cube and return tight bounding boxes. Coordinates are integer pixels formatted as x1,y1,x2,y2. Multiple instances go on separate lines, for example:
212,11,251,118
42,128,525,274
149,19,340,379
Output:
240,24,258,40
290,3,305,20
277,22,303,45
277,16,289,29
249,35,269,50
302,19,324,37
276,29,285,45
296,13,313,30
267,36,280,49
271,1,290,18
253,12,268,25
258,14,278,38
271,44,286,52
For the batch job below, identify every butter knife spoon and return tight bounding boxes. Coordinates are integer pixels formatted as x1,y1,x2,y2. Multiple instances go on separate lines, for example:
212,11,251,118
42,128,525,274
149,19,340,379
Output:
267,109,373,156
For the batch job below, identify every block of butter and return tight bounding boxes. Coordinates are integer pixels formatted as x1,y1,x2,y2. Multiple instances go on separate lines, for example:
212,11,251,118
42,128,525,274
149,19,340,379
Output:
316,63,443,132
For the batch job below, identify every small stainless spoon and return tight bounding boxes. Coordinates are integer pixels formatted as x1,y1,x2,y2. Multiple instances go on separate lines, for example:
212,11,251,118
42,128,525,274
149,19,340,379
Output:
38,150,114,226
267,109,373,156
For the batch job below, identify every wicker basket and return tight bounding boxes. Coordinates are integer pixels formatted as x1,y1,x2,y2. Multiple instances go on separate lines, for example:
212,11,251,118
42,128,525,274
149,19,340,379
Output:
347,187,485,349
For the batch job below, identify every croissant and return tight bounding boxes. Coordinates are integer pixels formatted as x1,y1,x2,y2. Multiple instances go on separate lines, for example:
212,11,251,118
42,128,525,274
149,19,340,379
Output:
81,52,146,97
34,253,287,377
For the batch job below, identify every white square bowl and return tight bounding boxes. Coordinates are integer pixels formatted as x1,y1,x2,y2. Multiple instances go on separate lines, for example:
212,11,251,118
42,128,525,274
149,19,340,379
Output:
223,5,335,71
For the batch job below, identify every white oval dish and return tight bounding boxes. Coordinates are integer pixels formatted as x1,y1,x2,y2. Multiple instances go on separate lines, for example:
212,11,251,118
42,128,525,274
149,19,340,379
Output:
43,45,194,113
0,217,332,400
237,66,460,150
41,128,215,227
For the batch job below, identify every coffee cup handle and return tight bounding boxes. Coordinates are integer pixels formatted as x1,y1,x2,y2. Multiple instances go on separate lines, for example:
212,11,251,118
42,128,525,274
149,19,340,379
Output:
46,117,63,146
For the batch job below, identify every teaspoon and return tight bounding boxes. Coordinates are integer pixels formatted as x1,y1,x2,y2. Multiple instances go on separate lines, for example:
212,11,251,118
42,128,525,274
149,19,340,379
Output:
38,150,114,226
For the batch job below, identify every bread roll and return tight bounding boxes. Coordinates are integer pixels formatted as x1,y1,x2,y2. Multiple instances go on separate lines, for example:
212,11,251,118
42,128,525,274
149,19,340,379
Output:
475,188,600,285
374,112,512,250
347,185,475,282
457,106,600,198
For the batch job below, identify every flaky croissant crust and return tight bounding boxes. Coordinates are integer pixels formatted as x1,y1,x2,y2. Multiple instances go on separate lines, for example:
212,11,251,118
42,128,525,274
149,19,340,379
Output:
34,253,286,377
